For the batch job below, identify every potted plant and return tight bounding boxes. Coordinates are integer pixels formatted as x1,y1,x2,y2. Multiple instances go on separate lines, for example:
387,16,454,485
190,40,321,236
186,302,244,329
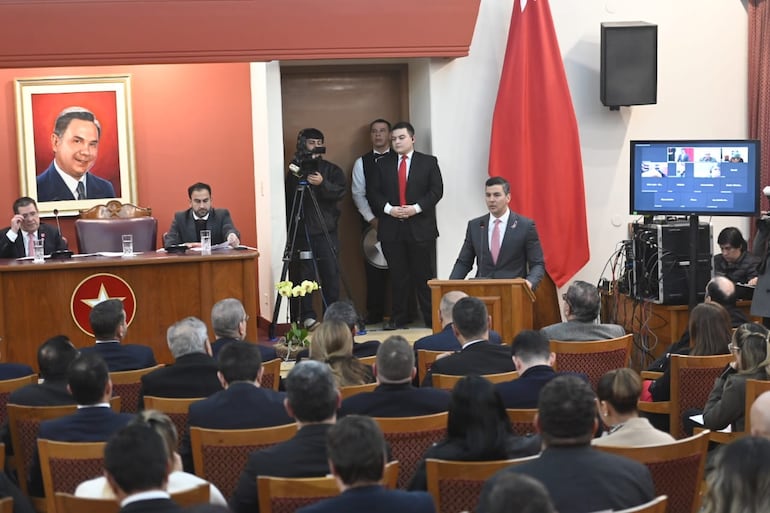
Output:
273,280,320,360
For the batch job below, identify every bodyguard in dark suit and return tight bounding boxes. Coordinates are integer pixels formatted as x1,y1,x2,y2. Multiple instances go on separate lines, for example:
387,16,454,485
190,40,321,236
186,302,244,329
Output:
449,176,545,289
35,107,116,202
366,121,443,329
479,376,655,513
230,361,341,513
210,298,278,361
79,299,157,372
340,336,450,417
422,297,515,387
0,197,67,259
105,424,184,513
28,353,133,497
179,342,293,472
163,182,240,247
139,317,222,409
296,416,436,513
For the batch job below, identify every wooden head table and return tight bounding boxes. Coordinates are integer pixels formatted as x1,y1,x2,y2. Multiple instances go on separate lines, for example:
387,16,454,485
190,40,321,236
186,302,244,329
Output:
0,249,258,369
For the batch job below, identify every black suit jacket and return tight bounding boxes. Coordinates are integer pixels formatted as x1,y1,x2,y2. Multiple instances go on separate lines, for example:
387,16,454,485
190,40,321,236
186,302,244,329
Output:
179,382,293,472
230,423,332,513
366,151,443,242
163,208,239,246
422,341,515,387
139,352,222,409
211,337,278,362
120,498,183,513
339,382,450,417
296,486,436,513
495,366,588,409
414,324,503,353
0,223,67,259
449,211,545,288
80,342,156,372
36,163,115,202
479,446,655,513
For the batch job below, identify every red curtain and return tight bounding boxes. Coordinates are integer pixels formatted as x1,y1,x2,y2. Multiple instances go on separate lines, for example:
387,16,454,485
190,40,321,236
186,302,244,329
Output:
749,0,770,216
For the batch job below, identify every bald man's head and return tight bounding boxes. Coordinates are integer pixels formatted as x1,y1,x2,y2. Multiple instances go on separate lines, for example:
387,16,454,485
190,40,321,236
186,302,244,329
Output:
439,291,468,327
705,276,737,307
751,391,770,438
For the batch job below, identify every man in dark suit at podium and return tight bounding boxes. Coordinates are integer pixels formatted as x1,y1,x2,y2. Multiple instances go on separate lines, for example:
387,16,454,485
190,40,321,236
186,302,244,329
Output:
163,182,240,247
449,177,545,290
0,197,67,259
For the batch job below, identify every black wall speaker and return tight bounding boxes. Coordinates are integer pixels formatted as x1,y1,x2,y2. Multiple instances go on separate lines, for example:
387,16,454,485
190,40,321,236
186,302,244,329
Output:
600,21,657,109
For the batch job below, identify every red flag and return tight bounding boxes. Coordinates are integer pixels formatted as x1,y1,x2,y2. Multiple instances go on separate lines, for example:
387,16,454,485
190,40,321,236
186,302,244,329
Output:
489,0,589,287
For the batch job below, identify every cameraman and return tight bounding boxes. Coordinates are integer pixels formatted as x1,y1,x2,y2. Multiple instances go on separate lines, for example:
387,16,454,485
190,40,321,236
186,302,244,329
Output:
750,214,770,327
285,128,346,329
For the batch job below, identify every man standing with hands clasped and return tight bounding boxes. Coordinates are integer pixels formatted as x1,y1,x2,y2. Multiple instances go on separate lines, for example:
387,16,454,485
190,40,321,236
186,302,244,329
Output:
366,121,443,330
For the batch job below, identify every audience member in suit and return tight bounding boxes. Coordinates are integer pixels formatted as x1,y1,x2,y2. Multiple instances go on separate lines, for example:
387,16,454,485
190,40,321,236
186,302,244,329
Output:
413,291,503,355
296,301,381,362
139,317,222,409
484,473,555,513
77,410,227,505
701,436,770,513
409,376,540,491
449,176,545,290
339,335,450,417
366,121,444,330
0,361,33,381
179,342,293,472
28,353,133,496
422,297,514,387
496,330,582,409
80,299,157,371
210,298,277,362
0,196,67,259
35,107,116,202
230,361,341,513
309,320,374,387
104,423,183,513
750,390,770,438
163,182,240,247
592,368,674,447
297,415,436,513
478,376,655,513
540,281,625,342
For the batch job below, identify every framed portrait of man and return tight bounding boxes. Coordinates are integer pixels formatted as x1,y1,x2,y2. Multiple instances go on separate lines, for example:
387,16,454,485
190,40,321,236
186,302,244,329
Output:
14,74,137,216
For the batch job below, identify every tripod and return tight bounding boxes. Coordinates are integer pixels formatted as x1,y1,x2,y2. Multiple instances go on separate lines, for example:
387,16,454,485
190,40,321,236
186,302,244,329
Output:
269,178,360,339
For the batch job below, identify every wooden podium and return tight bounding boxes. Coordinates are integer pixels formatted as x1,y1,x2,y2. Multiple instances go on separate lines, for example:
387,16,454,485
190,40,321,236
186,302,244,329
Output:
427,279,536,344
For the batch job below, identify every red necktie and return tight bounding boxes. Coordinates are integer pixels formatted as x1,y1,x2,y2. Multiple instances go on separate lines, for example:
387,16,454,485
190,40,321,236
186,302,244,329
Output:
398,155,408,206
491,219,501,264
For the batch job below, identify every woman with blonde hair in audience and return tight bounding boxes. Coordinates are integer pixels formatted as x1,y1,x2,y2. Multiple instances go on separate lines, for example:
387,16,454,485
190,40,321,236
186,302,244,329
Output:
593,368,674,447
702,436,770,513
310,319,374,387
75,409,227,505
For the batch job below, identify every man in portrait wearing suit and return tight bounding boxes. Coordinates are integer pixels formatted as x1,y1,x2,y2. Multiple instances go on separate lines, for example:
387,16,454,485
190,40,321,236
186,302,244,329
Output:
296,415,436,513
366,121,444,330
422,297,514,387
230,360,341,513
0,197,67,259
449,176,545,290
540,281,625,341
179,341,292,472
28,353,133,497
163,182,240,247
36,107,116,202
79,299,157,371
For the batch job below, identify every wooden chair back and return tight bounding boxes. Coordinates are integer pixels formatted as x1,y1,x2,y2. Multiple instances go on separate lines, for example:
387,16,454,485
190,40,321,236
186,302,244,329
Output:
615,495,668,513
549,334,633,389
38,439,106,513
505,408,538,436
358,355,376,367
744,379,770,434
432,371,518,391
7,404,77,496
260,358,282,391
0,497,12,513
374,412,448,488
670,354,733,439
417,350,448,385
109,365,163,413
339,382,378,400
78,200,152,219
0,374,37,426
54,484,209,513
425,456,539,513
595,430,709,513
170,483,210,507
142,396,204,450
257,474,339,513
190,424,297,499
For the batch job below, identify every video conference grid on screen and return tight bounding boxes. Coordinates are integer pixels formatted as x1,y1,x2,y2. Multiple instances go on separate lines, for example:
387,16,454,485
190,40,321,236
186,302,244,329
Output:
631,142,757,216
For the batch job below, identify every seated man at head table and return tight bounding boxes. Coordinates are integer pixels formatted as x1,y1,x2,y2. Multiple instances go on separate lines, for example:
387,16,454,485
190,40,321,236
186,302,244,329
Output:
163,182,240,248
0,196,67,259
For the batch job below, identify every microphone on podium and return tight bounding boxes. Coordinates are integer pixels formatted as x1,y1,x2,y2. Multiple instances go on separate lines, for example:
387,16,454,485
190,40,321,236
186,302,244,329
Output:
49,208,73,260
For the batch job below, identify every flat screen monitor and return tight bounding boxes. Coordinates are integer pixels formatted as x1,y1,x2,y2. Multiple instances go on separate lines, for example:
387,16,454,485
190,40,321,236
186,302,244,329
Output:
630,139,761,217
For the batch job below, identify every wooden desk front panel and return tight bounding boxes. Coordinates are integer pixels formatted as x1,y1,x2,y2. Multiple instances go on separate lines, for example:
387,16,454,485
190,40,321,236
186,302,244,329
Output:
0,251,258,369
